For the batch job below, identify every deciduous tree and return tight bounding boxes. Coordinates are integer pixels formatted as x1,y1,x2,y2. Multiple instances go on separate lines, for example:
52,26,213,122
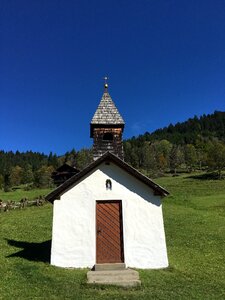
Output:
34,165,55,188
207,141,225,179
22,164,34,184
10,166,23,186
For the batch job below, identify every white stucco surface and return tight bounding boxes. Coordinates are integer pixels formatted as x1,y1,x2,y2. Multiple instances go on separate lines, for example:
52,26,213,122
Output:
51,162,168,269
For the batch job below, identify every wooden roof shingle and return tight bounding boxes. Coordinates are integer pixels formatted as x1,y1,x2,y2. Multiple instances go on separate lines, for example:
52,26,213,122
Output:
91,90,125,126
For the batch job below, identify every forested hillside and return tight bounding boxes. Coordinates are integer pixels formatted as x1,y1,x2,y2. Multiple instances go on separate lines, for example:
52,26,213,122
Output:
0,149,92,191
123,111,225,177
0,111,225,191
149,110,225,144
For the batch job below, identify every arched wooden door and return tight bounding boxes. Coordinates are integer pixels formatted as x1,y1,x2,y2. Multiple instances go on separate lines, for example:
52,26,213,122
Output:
96,200,124,264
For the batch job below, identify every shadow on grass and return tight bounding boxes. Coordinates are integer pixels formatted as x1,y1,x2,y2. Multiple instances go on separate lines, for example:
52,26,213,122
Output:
186,172,223,180
5,239,51,263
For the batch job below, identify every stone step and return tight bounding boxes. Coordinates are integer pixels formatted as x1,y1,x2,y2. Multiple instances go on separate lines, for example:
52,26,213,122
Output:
95,263,126,271
89,280,141,287
88,269,139,280
87,269,141,287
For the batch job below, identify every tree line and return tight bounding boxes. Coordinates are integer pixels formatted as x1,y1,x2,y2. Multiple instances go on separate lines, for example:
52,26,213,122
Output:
1,110,225,191
124,139,225,178
123,111,225,178
147,110,225,144
0,149,93,191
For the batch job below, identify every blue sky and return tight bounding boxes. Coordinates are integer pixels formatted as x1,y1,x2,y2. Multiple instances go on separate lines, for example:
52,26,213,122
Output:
1,0,224,155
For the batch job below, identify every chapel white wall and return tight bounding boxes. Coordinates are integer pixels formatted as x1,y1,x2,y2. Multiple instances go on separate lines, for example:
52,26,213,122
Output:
51,162,168,269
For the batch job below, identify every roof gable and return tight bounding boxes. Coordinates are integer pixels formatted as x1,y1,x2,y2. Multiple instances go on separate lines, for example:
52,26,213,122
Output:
46,152,169,203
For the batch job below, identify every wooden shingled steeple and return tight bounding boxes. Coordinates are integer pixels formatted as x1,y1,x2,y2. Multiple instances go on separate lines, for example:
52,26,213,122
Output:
90,80,125,160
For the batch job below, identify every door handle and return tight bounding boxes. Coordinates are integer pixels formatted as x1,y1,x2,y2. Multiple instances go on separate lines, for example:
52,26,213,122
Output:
97,227,102,234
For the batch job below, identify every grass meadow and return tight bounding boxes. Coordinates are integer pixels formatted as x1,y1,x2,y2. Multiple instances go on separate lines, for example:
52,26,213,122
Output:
0,187,52,202
0,174,224,299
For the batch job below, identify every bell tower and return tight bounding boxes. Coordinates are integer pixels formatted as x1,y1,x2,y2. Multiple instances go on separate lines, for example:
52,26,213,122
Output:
90,80,125,160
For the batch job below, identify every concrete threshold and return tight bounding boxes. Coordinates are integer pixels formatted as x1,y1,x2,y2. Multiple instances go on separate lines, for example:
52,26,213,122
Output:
95,263,126,271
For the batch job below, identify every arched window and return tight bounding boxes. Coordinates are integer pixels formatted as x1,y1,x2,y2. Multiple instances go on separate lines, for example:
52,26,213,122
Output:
103,133,113,141
106,179,112,190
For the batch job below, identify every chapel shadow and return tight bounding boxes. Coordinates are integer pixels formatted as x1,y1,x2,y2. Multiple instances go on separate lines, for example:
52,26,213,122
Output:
6,238,51,263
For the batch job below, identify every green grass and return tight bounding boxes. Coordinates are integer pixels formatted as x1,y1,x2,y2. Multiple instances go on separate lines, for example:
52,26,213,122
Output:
0,173,224,299
0,187,52,201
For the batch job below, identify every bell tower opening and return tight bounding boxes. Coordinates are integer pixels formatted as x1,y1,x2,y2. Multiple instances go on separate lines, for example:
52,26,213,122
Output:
103,133,113,141
90,80,125,161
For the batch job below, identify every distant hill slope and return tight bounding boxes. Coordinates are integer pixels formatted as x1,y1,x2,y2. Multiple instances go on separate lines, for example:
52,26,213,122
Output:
129,111,225,145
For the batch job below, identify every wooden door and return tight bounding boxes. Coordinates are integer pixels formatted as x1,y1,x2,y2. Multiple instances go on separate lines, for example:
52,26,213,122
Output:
96,201,124,264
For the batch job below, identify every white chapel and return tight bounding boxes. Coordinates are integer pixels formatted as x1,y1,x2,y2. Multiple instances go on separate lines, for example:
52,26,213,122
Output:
46,82,169,269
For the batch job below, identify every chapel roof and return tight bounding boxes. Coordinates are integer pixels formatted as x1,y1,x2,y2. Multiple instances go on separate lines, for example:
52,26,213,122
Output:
46,151,169,203
91,85,125,126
